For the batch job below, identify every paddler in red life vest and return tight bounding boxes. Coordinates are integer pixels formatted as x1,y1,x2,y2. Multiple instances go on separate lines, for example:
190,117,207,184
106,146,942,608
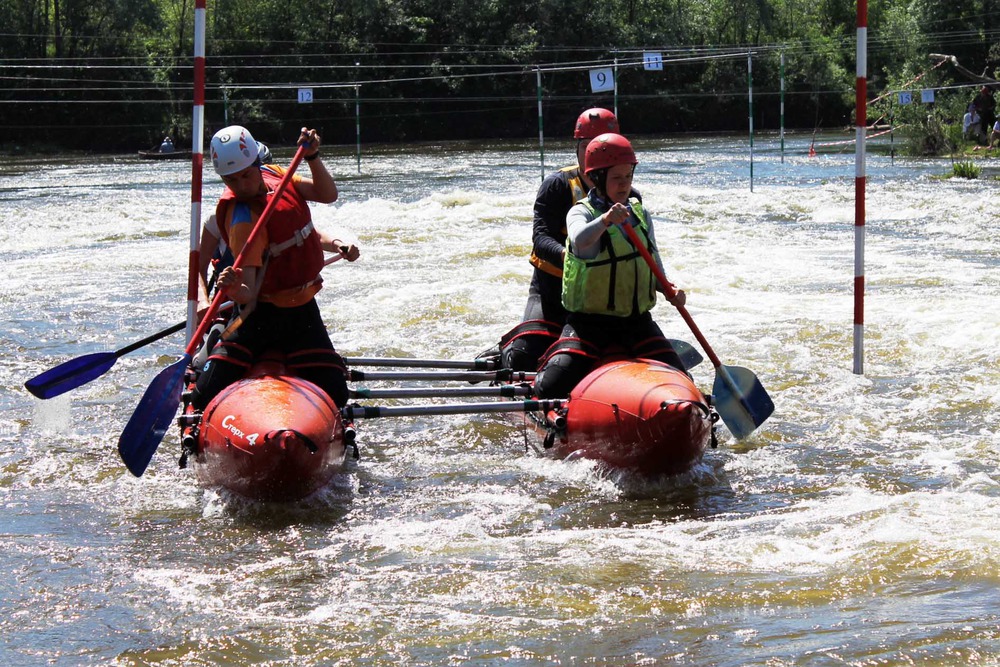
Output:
533,133,688,399
190,125,360,412
497,108,632,372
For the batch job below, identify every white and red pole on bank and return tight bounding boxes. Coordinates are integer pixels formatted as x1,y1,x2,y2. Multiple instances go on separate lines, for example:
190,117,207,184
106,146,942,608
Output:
187,0,207,342
854,0,867,375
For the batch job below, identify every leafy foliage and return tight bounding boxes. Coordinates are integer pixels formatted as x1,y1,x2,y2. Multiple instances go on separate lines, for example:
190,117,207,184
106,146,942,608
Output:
953,159,982,178
0,0,997,150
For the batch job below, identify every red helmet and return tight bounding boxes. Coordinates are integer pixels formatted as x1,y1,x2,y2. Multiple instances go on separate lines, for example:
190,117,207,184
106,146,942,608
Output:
574,108,620,140
584,133,637,175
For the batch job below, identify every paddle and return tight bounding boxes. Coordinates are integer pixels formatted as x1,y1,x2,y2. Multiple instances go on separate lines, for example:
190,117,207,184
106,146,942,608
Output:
345,342,701,372
342,399,566,420
350,384,535,399
666,339,703,370
621,223,773,439
24,301,238,400
118,143,310,477
25,321,184,399
347,369,536,383
344,356,501,370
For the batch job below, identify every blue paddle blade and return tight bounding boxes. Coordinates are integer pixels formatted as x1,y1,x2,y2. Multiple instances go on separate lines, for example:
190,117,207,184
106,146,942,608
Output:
25,352,118,399
712,364,775,440
668,338,704,370
117,355,189,477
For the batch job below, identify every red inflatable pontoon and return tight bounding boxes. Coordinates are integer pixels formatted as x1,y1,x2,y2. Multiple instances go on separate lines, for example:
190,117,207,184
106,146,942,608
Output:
526,359,716,476
181,355,347,501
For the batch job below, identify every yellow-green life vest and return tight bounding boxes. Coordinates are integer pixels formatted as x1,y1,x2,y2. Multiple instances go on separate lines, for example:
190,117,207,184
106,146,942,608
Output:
561,198,658,317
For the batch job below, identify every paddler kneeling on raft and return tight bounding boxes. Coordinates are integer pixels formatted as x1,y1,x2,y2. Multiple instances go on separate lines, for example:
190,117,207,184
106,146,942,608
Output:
533,132,688,399
190,124,360,412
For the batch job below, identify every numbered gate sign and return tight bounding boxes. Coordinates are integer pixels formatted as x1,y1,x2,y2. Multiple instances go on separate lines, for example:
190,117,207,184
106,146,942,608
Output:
298,88,314,104
643,52,663,71
897,91,913,106
589,68,615,93
921,89,935,104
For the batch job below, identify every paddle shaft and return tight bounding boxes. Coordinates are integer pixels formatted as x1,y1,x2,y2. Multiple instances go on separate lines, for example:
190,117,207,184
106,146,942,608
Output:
350,385,534,399
118,321,185,356
342,399,565,420
621,223,724,370
347,369,535,383
25,321,184,399
344,356,500,370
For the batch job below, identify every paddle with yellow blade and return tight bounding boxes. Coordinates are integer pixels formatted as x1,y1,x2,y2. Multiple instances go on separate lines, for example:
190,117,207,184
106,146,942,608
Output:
117,143,309,477
621,223,773,439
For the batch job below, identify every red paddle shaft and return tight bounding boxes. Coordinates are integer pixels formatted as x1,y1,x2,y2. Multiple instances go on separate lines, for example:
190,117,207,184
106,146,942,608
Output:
621,223,724,370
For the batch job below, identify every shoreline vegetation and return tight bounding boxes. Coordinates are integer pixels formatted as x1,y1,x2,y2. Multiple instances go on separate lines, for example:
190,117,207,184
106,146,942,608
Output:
2,0,997,154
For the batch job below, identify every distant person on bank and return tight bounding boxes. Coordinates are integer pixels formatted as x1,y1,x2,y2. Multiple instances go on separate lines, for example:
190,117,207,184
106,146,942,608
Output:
963,105,981,141
973,87,996,144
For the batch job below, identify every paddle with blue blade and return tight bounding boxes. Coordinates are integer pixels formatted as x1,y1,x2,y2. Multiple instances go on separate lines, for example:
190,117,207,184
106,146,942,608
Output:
117,143,310,477
25,321,185,399
621,223,774,439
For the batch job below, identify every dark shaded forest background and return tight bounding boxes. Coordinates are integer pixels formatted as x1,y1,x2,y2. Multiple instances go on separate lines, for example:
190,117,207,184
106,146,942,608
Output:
1,0,999,152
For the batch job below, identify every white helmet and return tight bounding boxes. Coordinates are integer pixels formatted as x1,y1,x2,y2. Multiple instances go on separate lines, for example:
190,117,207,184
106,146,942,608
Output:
210,125,259,176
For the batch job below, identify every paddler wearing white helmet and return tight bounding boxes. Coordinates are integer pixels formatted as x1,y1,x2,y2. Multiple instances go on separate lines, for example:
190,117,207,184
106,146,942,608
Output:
191,125,361,412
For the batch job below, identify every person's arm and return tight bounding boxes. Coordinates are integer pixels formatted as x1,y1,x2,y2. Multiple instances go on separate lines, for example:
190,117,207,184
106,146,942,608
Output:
532,175,571,267
220,210,266,305
566,203,610,259
319,229,360,262
196,221,221,314
290,127,338,203
216,266,258,305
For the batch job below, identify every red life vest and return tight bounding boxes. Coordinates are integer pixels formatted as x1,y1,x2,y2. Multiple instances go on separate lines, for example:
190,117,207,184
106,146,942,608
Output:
216,167,324,297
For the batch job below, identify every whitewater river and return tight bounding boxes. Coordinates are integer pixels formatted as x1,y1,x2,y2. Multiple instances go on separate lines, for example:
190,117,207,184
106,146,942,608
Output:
2,133,999,666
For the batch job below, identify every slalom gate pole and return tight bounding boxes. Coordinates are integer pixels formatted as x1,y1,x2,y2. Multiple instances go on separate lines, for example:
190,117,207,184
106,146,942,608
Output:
355,74,362,174
780,50,785,164
854,0,867,375
186,0,206,343
536,67,545,182
748,51,754,192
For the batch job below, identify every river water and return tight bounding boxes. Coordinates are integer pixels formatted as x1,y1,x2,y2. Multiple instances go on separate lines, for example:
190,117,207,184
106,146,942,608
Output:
2,133,999,666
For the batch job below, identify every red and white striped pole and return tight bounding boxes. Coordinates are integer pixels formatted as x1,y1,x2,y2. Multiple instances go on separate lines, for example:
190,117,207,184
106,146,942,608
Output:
186,0,207,343
854,0,867,375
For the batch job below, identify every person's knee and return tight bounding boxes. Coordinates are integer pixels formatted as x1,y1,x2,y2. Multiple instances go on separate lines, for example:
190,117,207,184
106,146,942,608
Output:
326,380,349,409
283,347,348,407
535,352,590,398
502,334,556,371
192,358,247,410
